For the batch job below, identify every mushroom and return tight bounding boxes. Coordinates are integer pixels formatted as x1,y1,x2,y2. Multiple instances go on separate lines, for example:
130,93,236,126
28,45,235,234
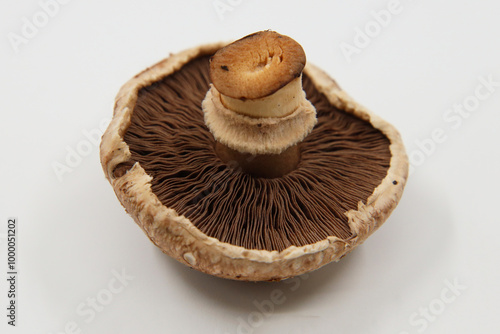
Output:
100,31,408,281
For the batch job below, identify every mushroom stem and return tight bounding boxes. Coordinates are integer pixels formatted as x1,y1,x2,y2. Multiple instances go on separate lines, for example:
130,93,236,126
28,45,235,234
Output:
202,31,317,177
220,76,304,118
215,142,301,178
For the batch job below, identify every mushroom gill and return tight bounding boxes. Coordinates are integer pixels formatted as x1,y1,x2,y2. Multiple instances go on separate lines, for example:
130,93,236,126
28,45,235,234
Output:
123,55,391,252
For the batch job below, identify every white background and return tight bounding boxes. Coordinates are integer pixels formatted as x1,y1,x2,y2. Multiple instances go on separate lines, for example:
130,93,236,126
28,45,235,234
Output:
1,0,499,333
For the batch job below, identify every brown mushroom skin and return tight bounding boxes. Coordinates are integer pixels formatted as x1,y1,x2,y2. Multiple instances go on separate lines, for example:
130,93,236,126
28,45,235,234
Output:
210,31,306,100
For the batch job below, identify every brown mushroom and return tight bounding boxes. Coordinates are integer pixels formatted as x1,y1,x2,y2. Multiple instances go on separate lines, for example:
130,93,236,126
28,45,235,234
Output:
100,31,408,281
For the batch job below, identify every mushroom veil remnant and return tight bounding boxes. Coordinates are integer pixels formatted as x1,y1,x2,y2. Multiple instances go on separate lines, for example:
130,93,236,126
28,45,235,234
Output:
100,30,409,281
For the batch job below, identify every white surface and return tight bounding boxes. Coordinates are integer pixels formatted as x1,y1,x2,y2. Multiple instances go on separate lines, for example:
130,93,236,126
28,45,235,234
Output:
1,0,499,333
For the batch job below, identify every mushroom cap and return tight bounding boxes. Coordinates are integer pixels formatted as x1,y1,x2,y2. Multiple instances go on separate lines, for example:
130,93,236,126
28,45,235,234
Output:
100,42,408,281
210,31,306,100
